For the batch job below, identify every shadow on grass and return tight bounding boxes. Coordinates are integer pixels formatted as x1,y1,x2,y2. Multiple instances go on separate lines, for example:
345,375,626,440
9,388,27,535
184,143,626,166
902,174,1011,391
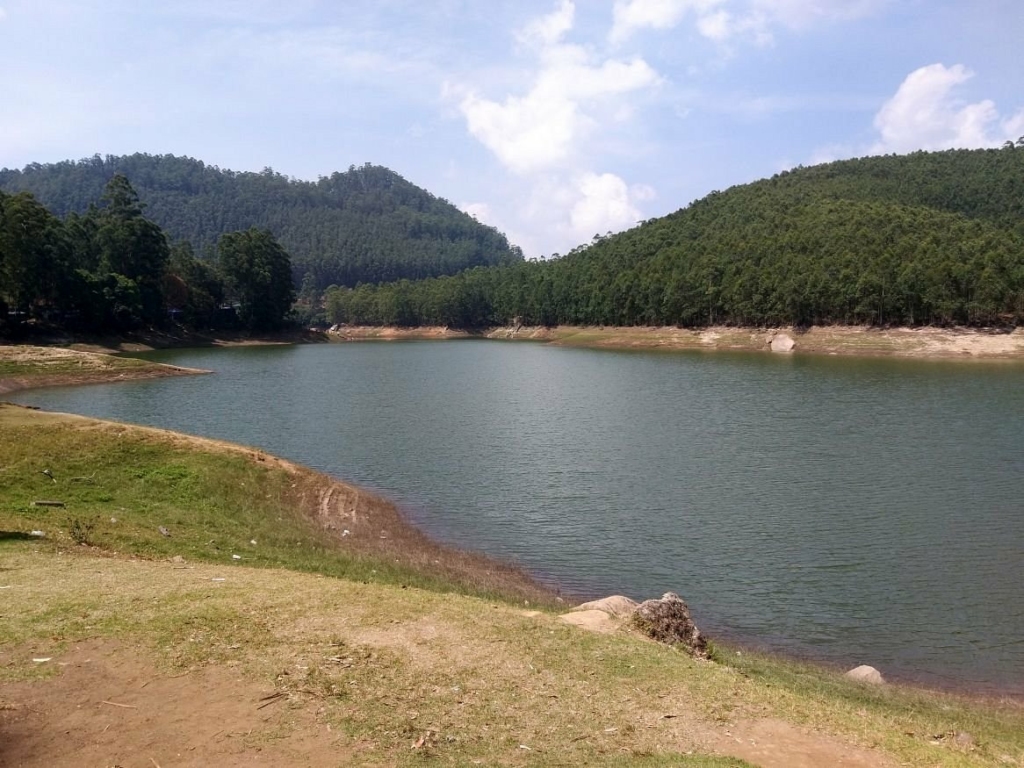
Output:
0,531,42,544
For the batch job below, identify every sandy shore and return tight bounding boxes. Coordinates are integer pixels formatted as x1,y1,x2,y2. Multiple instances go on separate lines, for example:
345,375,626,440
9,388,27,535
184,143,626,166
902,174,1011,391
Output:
326,324,1024,360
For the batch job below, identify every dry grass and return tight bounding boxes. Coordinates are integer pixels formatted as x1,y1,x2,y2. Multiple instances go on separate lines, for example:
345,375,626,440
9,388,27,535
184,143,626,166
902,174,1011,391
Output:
2,544,1022,766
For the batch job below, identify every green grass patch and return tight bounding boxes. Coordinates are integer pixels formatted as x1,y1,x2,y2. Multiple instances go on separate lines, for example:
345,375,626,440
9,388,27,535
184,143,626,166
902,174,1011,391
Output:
0,404,549,604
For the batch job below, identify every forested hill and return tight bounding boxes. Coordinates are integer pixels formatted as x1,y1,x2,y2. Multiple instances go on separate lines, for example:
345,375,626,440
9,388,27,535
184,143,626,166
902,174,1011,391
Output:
0,154,521,289
325,147,1024,328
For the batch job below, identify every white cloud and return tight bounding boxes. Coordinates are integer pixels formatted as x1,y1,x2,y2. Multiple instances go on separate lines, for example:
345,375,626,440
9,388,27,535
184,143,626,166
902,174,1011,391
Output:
696,10,733,41
0,7,8,22
750,0,884,28
517,0,574,47
570,172,645,239
870,63,1023,154
610,0,724,44
457,3,659,176
610,0,881,45
453,2,664,256
460,202,495,223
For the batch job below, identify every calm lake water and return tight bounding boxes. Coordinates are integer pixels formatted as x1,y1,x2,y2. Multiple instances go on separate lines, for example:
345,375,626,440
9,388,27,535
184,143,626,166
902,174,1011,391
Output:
14,341,1024,693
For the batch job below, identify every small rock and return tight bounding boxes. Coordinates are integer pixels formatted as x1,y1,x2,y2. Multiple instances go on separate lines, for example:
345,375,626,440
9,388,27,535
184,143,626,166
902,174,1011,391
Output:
572,595,639,619
29,530,45,537
769,333,796,353
232,554,242,560
158,526,171,537
845,665,885,684
171,555,185,564
631,592,708,658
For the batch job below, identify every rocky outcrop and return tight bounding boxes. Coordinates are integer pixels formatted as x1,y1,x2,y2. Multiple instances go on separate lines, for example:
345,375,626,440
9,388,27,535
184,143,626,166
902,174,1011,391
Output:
844,665,885,684
630,592,708,658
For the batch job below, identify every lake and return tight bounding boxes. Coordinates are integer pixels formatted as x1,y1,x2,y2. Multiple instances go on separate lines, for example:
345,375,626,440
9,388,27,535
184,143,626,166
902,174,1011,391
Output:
13,341,1024,693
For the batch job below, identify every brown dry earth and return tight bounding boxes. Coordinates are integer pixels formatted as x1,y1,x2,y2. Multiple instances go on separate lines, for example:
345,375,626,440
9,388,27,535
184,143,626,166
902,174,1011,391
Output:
0,631,889,768
1,640,348,768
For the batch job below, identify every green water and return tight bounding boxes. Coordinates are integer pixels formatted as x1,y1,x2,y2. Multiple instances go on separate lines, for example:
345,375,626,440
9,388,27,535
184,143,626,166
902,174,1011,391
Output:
14,341,1024,693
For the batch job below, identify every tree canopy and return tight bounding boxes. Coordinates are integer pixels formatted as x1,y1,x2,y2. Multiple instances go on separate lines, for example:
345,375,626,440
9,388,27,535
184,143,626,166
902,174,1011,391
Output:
0,154,523,291
1,176,294,336
325,148,1024,329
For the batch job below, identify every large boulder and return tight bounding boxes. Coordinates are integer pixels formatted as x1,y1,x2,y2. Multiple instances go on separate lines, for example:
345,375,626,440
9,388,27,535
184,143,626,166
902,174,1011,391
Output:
631,592,708,658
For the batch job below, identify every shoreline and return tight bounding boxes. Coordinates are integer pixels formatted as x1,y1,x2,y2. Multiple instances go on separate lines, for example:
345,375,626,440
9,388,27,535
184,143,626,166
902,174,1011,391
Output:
8,322,1024,360
3,345,1021,701
0,344,210,396
328,323,1024,361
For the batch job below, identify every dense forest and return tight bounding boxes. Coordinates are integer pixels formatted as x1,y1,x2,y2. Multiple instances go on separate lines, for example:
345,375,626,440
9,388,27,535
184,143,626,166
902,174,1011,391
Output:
0,154,522,291
0,176,294,335
325,147,1024,329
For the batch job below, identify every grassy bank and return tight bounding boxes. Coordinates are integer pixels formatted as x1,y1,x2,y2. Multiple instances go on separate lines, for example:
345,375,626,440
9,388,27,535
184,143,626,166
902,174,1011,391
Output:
0,403,553,607
2,405,1024,766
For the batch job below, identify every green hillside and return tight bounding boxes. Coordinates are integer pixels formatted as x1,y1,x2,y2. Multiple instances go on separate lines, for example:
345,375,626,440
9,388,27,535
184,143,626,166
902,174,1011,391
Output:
325,148,1024,328
0,154,521,290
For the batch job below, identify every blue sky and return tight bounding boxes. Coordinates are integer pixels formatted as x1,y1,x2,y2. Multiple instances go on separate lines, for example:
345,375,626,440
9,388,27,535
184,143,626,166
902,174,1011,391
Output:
2,1,1022,257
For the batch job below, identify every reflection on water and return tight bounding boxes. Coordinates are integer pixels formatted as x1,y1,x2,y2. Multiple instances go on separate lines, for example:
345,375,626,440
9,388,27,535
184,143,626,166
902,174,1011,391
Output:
14,341,1024,693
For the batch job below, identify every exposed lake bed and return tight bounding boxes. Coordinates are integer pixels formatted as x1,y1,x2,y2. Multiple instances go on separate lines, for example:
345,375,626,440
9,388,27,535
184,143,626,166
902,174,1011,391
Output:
9,340,1024,696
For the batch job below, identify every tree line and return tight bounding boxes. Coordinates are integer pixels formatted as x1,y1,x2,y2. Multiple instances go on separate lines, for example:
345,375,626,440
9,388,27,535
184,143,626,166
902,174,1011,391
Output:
325,148,1024,329
0,154,523,292
0,175,294,335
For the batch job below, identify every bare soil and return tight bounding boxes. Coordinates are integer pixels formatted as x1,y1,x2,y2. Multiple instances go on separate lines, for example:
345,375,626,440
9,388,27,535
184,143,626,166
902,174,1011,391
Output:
0,639,347,768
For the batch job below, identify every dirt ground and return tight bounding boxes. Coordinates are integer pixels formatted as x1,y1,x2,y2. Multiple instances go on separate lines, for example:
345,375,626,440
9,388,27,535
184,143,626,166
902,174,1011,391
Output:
0,639,348,768
0,625,890,768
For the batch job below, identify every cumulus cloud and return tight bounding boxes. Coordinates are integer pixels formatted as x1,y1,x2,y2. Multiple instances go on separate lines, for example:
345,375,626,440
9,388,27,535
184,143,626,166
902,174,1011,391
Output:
453,2,666,255
570,173,645,239
517,0,575,47
610,0,724,44
459,23,659,175
870,63,1024,154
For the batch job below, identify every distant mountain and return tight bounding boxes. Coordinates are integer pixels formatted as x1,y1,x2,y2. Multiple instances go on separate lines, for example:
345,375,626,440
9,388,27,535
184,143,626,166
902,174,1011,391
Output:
325,147,1024,328
0,153,522,289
